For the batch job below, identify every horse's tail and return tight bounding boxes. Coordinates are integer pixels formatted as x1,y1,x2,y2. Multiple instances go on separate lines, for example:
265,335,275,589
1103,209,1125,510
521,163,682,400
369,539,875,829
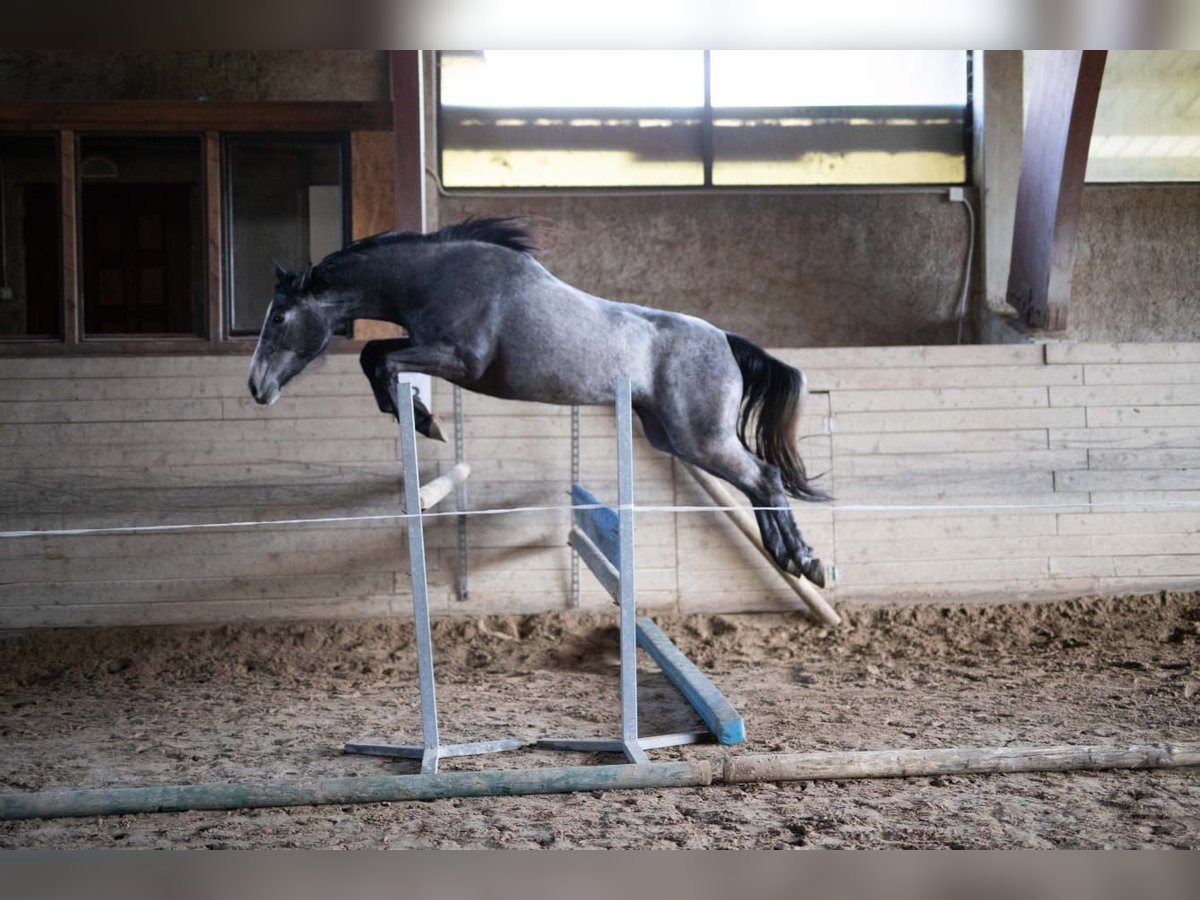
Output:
725,332,829,502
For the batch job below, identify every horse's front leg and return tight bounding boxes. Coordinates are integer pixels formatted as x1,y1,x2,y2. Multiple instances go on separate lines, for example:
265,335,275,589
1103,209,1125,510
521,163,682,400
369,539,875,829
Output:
362,339,472,441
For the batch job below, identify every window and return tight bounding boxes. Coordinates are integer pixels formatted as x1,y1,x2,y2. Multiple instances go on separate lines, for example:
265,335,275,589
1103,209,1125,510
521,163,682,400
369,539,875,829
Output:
438,50,970,189
1084,51,1200,182
0,135,60,337
78,135,204,336
0,127,352,350
224,135,348,335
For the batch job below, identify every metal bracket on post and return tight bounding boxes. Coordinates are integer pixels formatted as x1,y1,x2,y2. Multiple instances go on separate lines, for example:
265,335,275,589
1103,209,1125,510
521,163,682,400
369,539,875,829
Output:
344,375,521,774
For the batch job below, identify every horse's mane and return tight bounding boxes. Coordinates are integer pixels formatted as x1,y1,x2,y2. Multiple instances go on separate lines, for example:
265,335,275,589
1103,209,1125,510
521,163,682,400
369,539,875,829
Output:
336,216,538,260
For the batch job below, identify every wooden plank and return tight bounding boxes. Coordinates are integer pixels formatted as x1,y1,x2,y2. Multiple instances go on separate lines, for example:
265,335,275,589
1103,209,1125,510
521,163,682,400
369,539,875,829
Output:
836,514,1057,542
1083,363,1200,386
1006,51,1107,330
832,407,1083,434
1050,427,1200,451
771,345,1043,370
221,395,382,419
1058,469,1200,493
1050,557,1114,578
808,364,1081,391
832,471,1055,501
1089,448,1200,470
1046,343,1200,365
1088,533,1200,557
1086,406,1200,428
834,429,1049,456
0,596,402,629
0,398,225,424
1113,556,1200,578
1051,384,1200,408
1,548,405,583
635,617,744,745
0,101,393,132
0,572,395,608
831,386,1049,413
838,557,1049,587
723,743,1200,784
837,534,1092,564
835,449,1086,478
1057,511,1200,535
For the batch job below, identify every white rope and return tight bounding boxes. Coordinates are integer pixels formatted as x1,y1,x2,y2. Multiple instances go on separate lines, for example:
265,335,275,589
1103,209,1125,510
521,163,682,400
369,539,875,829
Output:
4,497,1200,540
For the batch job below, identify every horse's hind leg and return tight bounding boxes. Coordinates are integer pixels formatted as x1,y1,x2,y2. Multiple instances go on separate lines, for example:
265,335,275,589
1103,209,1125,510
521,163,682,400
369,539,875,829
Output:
644,399,825,587
690,441,825,587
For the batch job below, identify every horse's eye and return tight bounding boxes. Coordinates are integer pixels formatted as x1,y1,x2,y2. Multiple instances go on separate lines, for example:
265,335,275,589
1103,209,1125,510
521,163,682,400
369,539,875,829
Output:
271,314,285,324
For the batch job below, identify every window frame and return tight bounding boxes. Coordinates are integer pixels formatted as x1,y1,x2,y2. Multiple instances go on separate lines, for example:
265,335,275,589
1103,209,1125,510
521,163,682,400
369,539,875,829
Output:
436,50,975,193
0,101,384,357
221,131,352,339
74,130,209,342
0,130,64,342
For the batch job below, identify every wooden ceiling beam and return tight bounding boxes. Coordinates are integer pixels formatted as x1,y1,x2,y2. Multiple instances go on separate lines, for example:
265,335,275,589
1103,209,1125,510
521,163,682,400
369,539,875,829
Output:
1006,51,1107,332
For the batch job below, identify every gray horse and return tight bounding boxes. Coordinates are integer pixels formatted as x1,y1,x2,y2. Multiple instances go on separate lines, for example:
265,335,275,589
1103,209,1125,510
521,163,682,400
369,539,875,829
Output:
248,217,829,586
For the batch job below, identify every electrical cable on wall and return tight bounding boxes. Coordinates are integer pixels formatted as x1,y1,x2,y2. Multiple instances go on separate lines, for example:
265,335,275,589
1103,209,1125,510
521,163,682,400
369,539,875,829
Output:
950,187,976,344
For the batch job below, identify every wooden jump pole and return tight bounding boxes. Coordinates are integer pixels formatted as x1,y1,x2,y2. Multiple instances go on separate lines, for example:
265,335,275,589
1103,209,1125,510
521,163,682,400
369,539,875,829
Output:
0,761,712,821
723,742,1200,784
419,461,471,511
683,464,840,627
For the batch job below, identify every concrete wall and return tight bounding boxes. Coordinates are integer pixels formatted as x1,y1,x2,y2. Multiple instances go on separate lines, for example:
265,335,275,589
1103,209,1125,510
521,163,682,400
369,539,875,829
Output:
3,343,1198,628
1069,184,1200,342
437,192,972,348
0,51,389,102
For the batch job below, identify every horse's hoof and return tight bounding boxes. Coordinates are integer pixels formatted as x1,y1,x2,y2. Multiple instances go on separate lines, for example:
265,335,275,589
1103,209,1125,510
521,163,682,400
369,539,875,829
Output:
425,415,449,443
800,558,826,588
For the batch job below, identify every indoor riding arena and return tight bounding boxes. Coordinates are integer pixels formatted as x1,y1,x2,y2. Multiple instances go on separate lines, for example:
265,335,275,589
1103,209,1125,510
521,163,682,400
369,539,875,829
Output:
1,50,1198,850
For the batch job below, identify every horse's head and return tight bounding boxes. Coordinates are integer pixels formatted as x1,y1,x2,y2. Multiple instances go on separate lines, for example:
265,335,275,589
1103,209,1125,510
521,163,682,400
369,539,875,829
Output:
248,264,336,405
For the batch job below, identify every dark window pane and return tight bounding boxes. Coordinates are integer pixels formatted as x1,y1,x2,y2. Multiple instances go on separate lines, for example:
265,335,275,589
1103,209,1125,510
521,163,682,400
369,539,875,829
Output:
78,135,204,336
0,135,61,337
225,136,346,335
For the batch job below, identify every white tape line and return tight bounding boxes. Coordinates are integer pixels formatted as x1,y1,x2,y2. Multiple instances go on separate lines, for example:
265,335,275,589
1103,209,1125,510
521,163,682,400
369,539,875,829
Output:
3,497,1200,540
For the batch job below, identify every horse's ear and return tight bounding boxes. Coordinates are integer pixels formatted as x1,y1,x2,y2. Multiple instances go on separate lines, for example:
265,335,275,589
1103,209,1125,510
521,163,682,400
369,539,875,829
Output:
274,262,289,284
297,264,313,292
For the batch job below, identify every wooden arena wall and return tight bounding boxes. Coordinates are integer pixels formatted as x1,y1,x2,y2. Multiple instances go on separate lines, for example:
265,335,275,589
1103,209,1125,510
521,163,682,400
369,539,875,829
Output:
2,342,1199,627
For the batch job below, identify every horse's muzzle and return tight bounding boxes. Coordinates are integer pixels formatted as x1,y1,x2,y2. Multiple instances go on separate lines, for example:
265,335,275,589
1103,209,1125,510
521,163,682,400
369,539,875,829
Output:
248,374,280,406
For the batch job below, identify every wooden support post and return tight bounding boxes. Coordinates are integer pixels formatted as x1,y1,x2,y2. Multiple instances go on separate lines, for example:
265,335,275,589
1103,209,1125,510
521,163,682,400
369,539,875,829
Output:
353,51,423,342
683,464,840,627
389,49,425,235
1006,50,1107,331
723,742,1200,784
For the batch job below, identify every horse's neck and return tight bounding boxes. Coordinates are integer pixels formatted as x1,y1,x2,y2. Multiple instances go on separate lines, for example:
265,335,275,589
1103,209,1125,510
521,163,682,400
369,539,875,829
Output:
333,250,429,329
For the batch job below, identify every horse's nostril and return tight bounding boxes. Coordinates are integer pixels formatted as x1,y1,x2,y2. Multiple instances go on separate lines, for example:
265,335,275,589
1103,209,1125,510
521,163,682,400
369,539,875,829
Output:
248,377,259,401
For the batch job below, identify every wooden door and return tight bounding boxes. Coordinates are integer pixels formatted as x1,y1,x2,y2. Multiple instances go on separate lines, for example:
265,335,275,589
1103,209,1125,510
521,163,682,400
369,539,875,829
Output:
82,183,195,335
